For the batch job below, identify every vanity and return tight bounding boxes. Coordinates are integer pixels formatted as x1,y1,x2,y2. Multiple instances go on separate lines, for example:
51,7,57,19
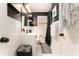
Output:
21,33,37,56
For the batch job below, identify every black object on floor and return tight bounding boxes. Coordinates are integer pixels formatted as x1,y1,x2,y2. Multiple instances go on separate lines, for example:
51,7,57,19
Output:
16,45,32,56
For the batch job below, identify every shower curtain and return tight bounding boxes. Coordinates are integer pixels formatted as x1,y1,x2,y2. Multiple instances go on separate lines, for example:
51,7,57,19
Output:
45,12,51,46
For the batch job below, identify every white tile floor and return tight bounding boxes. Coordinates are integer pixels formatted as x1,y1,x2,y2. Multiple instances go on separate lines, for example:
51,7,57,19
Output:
36,44,42,56
36,43,52,56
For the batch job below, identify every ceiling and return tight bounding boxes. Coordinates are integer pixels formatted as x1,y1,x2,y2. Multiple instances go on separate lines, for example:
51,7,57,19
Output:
28,3,52,12
11,3,52,13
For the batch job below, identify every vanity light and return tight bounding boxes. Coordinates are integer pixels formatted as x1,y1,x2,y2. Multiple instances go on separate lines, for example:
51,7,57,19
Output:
24,3,32,13
21,5,27,13
26,5,31,13
12,3,27,13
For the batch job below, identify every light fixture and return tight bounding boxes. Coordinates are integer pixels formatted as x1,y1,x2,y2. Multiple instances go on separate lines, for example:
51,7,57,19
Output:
12,3,27,13
21,5,27,13
24,3,32,13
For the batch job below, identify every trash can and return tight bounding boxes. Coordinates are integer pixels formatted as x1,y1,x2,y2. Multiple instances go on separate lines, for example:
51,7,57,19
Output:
16,45,32,56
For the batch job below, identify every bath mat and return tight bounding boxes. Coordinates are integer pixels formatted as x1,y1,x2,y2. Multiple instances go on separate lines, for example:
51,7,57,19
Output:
41,43,52,54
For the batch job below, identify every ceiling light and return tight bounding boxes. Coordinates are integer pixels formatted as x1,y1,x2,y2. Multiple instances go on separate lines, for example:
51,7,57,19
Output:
24,4,32,13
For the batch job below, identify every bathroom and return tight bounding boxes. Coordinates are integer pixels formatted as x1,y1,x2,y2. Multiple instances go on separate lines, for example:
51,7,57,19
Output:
0,3,79,56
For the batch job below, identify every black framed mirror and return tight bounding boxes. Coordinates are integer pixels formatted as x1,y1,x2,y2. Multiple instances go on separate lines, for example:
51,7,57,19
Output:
52,3,59,22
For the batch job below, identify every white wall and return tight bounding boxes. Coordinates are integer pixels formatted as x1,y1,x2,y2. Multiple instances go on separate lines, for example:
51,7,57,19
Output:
0,4,22,56
50,21,60,56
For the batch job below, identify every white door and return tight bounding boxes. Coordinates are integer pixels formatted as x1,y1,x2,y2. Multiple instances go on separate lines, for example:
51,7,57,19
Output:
37,16,47,43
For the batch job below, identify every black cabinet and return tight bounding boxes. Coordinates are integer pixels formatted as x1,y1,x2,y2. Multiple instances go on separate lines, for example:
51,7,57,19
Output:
16,45,32,56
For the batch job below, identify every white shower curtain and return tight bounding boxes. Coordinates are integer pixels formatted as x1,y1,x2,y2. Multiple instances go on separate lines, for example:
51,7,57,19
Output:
61,3,79,30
